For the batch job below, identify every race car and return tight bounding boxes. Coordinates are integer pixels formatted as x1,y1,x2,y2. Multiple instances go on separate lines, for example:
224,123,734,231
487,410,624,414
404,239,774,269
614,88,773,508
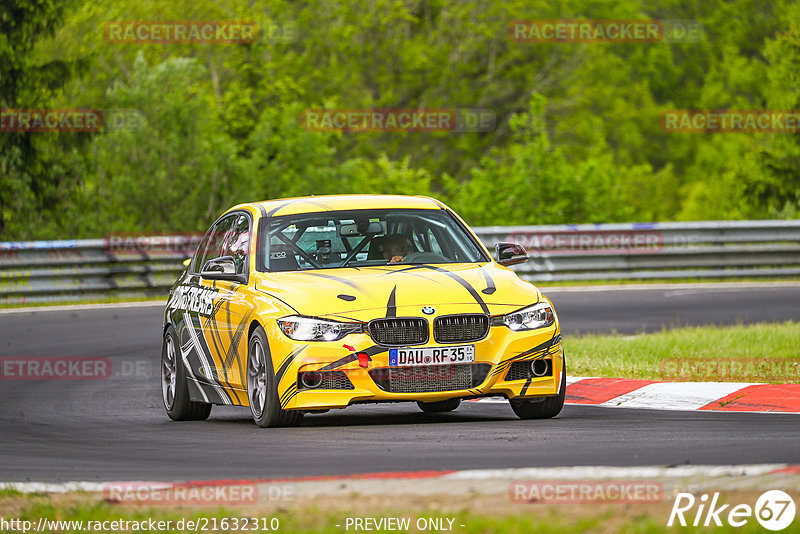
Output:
161,195,565,427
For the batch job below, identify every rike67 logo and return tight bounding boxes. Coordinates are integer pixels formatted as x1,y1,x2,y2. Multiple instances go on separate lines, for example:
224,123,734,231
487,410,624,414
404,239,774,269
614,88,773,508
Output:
668,491,796,531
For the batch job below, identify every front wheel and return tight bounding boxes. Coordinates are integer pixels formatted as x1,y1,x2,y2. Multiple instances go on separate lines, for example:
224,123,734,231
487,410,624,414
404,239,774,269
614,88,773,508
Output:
417,398,461,413
510,358,566,420
161,325,212,421
247,326,303,428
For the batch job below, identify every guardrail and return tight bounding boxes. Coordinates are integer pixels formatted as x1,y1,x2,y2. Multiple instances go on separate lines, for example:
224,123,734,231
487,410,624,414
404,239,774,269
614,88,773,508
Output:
2,220,799,304
0,235,199,305
475,220,800,283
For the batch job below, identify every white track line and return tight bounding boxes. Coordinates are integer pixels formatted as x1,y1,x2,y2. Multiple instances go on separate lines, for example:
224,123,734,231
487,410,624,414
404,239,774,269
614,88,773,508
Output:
0,301,164,314
441,464,788,481
600,381,759,411
0,465,789,494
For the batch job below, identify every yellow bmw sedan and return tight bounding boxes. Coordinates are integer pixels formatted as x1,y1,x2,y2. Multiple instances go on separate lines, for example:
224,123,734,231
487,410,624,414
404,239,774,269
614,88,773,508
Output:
161,195,565,427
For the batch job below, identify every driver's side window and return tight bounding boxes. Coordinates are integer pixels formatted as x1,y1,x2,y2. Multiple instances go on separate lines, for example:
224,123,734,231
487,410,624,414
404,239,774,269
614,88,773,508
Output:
224,214,250,274
194,215,236,273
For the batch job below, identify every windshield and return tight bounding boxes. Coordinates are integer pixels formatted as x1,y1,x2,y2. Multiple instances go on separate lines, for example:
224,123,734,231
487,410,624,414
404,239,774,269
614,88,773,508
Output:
261,209,488,272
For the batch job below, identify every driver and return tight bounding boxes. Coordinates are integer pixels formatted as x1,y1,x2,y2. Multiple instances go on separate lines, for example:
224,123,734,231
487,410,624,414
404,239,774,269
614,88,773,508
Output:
383,234,413,264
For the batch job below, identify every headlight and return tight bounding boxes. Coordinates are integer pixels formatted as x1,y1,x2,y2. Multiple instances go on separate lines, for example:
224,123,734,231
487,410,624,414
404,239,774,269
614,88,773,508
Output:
277,316,363,342
498,302,555,331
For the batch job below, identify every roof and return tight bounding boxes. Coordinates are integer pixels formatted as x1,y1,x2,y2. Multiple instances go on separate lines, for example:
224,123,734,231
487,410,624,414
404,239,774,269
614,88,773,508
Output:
233,194,446,218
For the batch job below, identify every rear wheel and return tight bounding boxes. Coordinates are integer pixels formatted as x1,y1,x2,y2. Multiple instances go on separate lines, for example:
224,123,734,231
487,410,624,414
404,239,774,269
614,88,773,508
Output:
417,398,461,413
247,326,303,428
510,357,566,420
162,325,212,421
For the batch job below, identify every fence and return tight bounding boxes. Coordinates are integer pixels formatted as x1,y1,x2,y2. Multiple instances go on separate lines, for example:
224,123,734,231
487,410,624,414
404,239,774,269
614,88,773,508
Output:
2,220,799,304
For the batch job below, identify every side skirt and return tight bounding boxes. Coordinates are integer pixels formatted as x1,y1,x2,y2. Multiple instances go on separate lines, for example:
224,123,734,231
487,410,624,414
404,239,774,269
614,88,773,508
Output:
187,377,247,406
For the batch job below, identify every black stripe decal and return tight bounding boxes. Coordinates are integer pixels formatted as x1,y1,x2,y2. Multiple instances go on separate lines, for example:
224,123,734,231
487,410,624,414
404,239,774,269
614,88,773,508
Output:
266,201,293,217
188,379,228,405
202,312,228,384
275,346,307,385
280,382,297,405
282,387,299,407
266,199,334,217
190,315,234,405
492,331,561,377
299,271,365,292
319,345,388,371
520,377,533,396
385,285,397,318
419,265,490,314
225,309,253,371
512,331,561,360
480,267,496,295
318,354,357,371
380,265,490,314
379,265,429,275
326,313,366,322
202,286,239,390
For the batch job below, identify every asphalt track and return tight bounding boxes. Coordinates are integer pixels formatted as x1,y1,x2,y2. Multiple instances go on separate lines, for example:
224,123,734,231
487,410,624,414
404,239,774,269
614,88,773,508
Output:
1,283,799,482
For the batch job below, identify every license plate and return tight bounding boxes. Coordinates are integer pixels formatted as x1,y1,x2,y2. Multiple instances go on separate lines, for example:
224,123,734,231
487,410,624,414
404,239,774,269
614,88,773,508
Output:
389,345,475,366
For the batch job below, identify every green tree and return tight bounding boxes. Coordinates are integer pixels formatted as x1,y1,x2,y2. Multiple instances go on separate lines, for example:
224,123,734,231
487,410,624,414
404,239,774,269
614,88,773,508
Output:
0,0,85,238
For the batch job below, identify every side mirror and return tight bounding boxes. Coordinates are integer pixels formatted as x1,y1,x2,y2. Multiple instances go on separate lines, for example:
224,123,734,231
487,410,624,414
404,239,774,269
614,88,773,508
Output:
201,256,246,283
495,242,528,266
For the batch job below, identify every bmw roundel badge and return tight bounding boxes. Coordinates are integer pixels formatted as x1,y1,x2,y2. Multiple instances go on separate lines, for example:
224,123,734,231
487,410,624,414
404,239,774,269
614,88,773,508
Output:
421,306,435,315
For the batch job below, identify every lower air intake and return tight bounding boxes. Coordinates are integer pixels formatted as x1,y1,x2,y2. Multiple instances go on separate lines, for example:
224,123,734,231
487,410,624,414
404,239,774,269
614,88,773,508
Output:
505,359,553,381
370,363,491,393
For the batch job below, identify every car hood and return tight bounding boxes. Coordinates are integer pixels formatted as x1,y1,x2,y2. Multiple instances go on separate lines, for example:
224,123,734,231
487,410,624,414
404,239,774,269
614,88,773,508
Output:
253,262,541,321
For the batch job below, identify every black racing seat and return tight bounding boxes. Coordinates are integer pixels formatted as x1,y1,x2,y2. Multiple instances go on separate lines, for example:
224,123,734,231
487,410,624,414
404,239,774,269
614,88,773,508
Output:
268,244,300,271
367,236,387,261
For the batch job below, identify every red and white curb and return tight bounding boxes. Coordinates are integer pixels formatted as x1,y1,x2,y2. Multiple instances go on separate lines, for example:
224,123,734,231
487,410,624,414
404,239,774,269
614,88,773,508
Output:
2,465,799,497
470,377,800,413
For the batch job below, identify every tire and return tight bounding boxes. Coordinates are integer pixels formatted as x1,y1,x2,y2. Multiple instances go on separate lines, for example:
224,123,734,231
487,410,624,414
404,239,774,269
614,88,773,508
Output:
246,326,304,428
162,325,212,421
510,357,566,420
417,398,461,413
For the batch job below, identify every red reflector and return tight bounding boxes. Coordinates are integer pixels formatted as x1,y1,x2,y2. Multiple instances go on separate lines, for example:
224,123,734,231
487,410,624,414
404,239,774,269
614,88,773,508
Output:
358,352,369,368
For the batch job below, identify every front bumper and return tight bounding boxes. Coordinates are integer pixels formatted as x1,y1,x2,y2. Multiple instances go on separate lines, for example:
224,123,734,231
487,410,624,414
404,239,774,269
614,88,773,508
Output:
271,323,564,410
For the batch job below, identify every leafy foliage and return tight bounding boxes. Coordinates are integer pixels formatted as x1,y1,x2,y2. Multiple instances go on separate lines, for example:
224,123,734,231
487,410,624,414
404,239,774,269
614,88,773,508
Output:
2,0,799,238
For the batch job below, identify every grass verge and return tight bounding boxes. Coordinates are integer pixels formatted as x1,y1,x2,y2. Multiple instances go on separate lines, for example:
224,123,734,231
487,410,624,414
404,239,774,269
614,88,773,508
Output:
566,321,800,383
1,490,796,533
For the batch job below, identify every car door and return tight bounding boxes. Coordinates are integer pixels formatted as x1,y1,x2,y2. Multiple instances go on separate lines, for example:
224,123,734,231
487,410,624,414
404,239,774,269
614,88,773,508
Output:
206,212,254,394
169,212,254,405
167,215,234,405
